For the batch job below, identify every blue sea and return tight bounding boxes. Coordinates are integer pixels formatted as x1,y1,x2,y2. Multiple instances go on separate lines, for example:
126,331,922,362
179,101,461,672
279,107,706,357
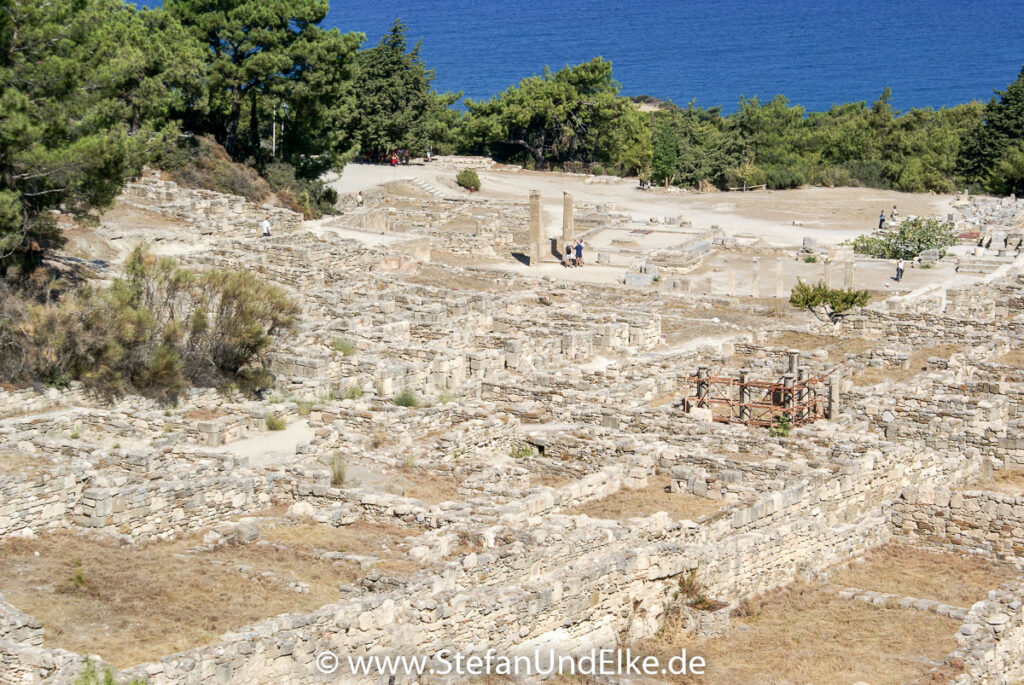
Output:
138,0,1024,113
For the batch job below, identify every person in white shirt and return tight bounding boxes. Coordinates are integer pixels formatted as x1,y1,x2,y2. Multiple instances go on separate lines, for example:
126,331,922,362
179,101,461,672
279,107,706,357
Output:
261,217,271,237
896,258,905,282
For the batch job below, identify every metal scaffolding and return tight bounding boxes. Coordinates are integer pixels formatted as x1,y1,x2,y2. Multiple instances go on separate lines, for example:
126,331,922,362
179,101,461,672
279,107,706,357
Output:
683,351,836,427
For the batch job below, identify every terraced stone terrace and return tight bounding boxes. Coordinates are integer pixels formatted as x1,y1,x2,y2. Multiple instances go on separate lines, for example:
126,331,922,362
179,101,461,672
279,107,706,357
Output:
3,165,1024,683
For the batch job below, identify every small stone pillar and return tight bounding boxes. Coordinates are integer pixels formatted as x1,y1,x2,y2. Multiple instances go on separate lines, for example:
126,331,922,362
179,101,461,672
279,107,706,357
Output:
797,366,810,422
560,192,575,254
728,272,736,297
529,190,543,265
775,260,785,297
825,378,838,419
824,261,833,288
787,350,800,374
783,373,795,419
751,257,760,297
738,369,750,422
696,366,710,408
843,261,854,289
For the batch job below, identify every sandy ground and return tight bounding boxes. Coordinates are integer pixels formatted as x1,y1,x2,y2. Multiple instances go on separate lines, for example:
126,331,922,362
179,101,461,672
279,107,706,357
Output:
224,419,315,468
328,162,955,249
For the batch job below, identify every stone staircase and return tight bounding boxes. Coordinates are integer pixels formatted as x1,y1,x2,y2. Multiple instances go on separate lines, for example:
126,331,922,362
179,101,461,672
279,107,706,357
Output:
405,176,457,200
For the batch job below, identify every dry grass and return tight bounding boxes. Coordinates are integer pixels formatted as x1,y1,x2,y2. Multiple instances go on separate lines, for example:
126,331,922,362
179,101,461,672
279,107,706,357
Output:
397,470,462,505
0,450,53,476
830,543,1019,606
852,344,961,386
970,468,1024,495
0,531,354,668
634,583,960,684
765,332,876,362
996,349,1024,367
532,473,573,489
182,408,226,421
563,475,725,521
259,519,421,576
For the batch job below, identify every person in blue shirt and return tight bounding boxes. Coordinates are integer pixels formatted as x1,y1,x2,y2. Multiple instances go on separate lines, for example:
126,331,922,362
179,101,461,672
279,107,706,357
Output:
575,240,584,267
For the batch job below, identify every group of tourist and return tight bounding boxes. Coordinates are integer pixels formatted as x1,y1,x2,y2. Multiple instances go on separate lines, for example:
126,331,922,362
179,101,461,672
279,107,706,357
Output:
877,205,900,230
563,239,585,267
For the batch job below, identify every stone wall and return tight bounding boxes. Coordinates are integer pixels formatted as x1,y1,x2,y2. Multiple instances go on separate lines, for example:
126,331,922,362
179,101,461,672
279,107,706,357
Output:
118,175,303,235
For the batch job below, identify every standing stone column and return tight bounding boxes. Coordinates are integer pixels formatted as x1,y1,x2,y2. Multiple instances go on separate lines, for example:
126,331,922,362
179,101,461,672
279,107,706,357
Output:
529,190,543,265
728,272,736,297
843,261,855,289
824,261,833,288
738,369,751,422
560,192,575,254
775,259,785,297
751,257,760,297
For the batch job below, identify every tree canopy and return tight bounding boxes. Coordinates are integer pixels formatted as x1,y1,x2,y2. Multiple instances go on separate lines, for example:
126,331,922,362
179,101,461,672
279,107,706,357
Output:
0,0,195,273
351,19,459,157
460,58,651,175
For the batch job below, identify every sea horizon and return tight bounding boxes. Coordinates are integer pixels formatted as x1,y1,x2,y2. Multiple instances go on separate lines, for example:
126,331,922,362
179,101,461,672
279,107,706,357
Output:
137,0,1024,114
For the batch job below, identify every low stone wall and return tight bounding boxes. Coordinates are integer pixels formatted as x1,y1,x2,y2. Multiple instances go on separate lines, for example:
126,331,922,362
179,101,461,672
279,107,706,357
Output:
118,176,302,235
890,485,1024,562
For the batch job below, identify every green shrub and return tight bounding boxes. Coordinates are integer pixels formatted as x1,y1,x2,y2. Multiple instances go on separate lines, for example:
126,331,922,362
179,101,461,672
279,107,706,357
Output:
456,169,481,190
341,384,362,400
265,414,286,431
803,255,818,263
849,217,958,259
393,389,419,408
166,136,271,203
764,165,805,189
509,443,534,459
329,455,346,486
723,163,766,189
0,245,298,399
789,279,869,323
437,389,457,404
331,338,355,355
768,414,792,438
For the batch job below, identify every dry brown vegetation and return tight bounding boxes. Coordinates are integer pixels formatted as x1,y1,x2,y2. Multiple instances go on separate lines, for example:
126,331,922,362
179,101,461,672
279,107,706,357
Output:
259,519,421,576
397,470,463,505
0,531,361,668
829,543,1018,607
996,348,1024,367
531,472,573,489
564,475,726,521
0,450,53,476
634,583,960,684
970,468,1024,495
765,331,877,362
852,343,962,386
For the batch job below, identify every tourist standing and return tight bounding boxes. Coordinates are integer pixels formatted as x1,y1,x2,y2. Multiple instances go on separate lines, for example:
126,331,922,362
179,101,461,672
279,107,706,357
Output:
565,244,574,267
878,210,885,230
357,191,364,207
891,205,899,220
896,258,905,282
261,216,271,238
575,239,584,267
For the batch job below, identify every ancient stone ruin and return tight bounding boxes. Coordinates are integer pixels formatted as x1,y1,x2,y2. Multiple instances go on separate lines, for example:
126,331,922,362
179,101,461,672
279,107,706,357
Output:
3,164,1024,683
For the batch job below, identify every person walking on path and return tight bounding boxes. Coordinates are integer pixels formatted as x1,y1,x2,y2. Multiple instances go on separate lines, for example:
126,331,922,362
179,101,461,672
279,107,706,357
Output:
575,239,584,267
896,258,905,282
878,210,885,230
261,216,271,238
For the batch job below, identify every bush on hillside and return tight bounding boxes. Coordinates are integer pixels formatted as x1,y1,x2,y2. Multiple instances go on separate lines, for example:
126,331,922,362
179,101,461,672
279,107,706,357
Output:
0,245,298,399
262,162,338,219
161,136,271,203
456,169,480,191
